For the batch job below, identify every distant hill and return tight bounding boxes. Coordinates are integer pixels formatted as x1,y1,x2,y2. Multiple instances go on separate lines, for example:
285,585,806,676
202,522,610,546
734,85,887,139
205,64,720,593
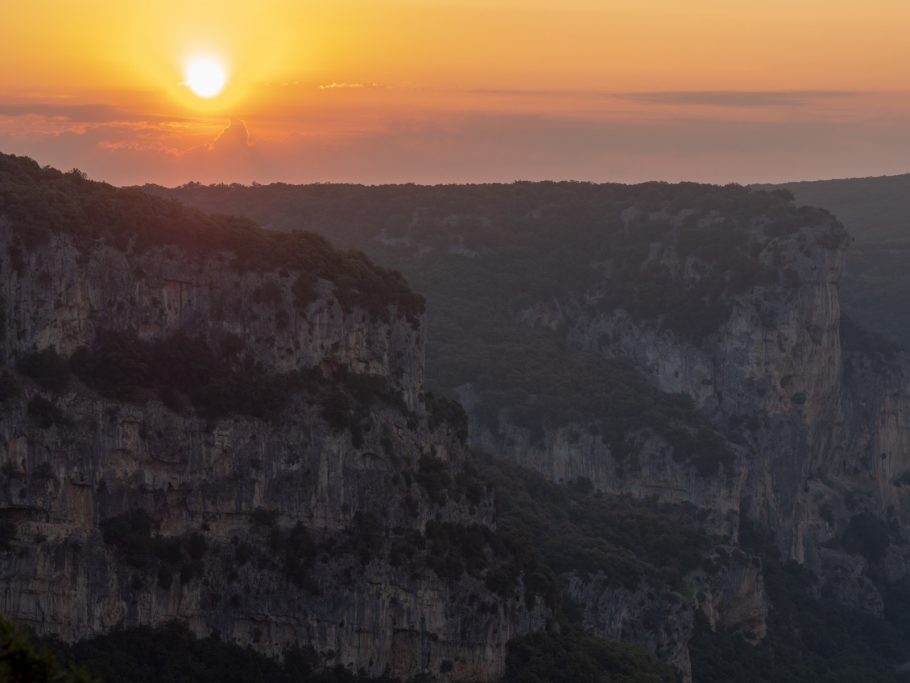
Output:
761,174,910,347
760,174,910,244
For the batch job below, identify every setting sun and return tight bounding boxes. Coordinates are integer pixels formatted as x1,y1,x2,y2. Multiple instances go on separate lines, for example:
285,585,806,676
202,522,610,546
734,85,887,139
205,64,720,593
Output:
183,56,227,98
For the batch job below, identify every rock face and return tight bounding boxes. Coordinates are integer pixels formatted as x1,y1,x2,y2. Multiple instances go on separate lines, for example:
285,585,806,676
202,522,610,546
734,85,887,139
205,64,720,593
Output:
149,182,903,585
0,218,544,682
40,171,910,680
0,164,779,683
475,207,910,614
561,550,765,682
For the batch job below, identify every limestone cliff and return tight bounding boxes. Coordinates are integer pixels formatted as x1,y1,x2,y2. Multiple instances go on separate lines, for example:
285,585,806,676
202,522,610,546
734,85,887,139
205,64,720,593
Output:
476,203,910,615
0,161,548,681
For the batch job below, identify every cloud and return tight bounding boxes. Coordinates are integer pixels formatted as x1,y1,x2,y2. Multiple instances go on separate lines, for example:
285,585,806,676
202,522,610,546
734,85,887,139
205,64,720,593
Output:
319,82,376,90
0,102,125,121
625,90,859,108
463,88,866,109
0,100,193,124
6,104,910,187
207,118,252,152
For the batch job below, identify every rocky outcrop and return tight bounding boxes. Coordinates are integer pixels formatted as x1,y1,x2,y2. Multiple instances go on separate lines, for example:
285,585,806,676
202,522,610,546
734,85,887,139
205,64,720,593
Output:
0,218,424,408
139,178,910,672
563,550,765,683
0,216,543,681
474,205,910,617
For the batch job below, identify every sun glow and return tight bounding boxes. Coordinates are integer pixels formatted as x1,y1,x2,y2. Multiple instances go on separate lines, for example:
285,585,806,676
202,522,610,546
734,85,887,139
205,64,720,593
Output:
183,57,227,98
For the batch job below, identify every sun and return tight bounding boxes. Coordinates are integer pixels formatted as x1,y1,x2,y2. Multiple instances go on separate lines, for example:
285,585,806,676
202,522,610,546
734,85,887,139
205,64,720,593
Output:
183,57,227,98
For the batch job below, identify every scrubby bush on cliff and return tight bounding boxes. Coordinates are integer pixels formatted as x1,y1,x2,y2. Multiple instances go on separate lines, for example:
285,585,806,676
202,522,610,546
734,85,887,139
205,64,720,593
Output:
17,348,70,393
99,510,209,584
41,620,399,683
70,330,304,420
0,519,16,551
415,452,451,505
0,614,95,683
842,512,891,563
472,452,714,591
26,396,71,429
67,328,412,433
0,371,20,402
425,392,469,442
266,522,317,588
466,334,732,474
503,629,675,683
99,510,156,566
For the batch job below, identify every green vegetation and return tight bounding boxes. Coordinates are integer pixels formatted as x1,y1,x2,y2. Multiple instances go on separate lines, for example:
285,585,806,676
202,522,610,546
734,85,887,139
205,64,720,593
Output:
415,453,452,505
842,512,891,563
274,522,317,589
249,507,280,527
0,519,16,551
41,620,397,683
70,329,308,420
0,614,94,683
425,393,468,442
473,452,715,592
99,510,208,585
0,371,20,402
318,368,410,447
0,153,423,323
404,451,714,607
36,328,405,425
1,615,675,683
17,348,70,393
690,558,910,682
27,396,71,429
690,520,910,682
503,629,675,683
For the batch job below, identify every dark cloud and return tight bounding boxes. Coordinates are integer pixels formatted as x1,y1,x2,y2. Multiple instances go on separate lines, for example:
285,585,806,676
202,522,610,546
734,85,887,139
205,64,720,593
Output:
464,88,861,108
0,101,192,124
626,90,858,107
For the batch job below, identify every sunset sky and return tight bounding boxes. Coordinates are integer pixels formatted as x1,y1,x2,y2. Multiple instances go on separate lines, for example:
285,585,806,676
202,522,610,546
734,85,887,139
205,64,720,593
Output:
4,0,910,185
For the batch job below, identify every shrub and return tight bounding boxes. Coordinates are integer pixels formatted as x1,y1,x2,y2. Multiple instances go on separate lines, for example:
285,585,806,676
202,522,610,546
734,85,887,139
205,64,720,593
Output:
100,509,156,566
100,510,209,580
416,453,451,505
0,614,95,683
27,396,71,429
0,519,16,550
71,330,303,420
17,348,70,392
504,629,675,683
426,393,468,442
0,371,20,401
842,512,890,563
283,523,315,588
250,507,280,527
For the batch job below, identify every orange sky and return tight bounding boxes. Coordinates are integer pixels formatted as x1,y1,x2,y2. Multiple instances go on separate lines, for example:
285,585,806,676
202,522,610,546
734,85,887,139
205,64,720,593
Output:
3,0,910,184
